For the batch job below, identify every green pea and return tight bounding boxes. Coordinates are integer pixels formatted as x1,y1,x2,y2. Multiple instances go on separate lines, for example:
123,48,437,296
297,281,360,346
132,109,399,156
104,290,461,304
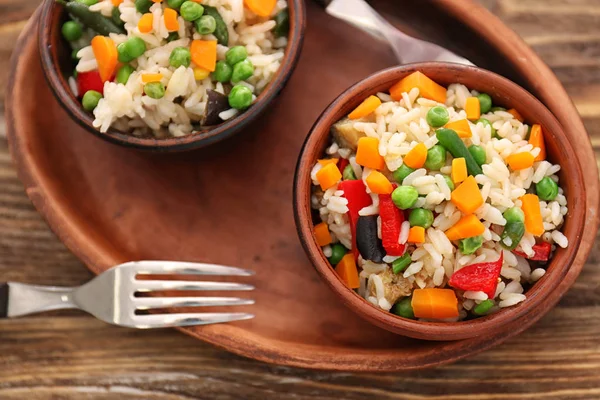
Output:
212,60,233,83
473,299,494,315
476,118,497,138
135,0,153,13
459,235,483,255
231,59,254,83
180,1,204,21
167,0,186,9
536,176,559,201
490,106,506,112
391,297,415,319
409,208,434,229
167,32,180,42
196,15,216,34
503,207,524,224
82,90,102,111
117,37,147,63
392,254,412,274
225,45,248,66
328,243,347,266
115,64,135,85
169,47,191,68
62,21,83,41
476,93,492,114
426,106,449,127
468,145,486,166
424,145,446,170
392,164,414,184
391,186,418,210
342,164,357,180
144,82,165,99
443,175,454,191
76,0,98,6
228,85,253,109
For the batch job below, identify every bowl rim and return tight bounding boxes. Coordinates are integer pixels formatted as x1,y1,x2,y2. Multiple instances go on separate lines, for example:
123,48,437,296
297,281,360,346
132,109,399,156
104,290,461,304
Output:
293,62,586,341
38,0,306,151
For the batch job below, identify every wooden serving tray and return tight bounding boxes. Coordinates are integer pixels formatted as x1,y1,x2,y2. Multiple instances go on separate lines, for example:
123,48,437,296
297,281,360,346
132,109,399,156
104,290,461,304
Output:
6,1,599,371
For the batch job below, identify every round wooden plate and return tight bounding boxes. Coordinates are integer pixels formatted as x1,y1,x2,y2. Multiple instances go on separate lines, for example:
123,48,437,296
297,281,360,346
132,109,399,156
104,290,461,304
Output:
6,1,599,371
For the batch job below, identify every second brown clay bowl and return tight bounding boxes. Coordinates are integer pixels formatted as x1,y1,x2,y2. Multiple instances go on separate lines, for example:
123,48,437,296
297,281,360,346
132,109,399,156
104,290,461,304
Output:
294,63,586,341
38,0,305,151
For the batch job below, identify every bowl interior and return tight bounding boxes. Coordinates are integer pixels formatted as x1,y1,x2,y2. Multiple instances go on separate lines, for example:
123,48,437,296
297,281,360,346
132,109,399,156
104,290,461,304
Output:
38,0,305,151
294,63,586,341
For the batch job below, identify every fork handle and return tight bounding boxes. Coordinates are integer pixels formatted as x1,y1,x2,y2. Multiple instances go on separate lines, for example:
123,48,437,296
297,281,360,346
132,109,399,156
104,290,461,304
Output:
0,282,78,318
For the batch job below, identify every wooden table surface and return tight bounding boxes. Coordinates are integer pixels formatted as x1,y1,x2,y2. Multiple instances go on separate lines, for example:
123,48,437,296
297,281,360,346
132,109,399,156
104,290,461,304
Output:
2,0,600,398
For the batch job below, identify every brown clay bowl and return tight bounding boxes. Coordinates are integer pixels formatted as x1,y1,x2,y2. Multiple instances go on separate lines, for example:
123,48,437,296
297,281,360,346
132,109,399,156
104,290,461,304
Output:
38,0,305,151
294,63,586,341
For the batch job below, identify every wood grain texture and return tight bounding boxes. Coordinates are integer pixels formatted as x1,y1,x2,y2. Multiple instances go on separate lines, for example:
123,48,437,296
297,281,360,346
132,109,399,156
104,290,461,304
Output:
1,0,600,398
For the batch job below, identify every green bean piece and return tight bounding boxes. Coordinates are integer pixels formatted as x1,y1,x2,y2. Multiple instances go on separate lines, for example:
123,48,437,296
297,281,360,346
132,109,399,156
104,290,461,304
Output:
73,69,78,79
503,207,525,224
391,186,419,210
180,1,204,21
424,144,446,170
476,93,492,114
328,243,347,266
166,32,179,42
536,176,559,201
111,7,124,28
473,299,494,315
72,49,80,60
169,47,192,68
144,82,166,99
490,106,506,112
468,145,486,166
392,254,412,275
82,90,102,111
212,60,233,83
459,235,483,255
443,175,454,191
201,6,228,45
228,85,253,109
342,164,357,180
392,164,414,184
135,0,153,14
166,0,186,9
391,297,415,319
196,15,216,34
426,106,449,127
272,8,289,38
231,59,254,83
435,128,483,176
76,0,98,6
225,45,248,66
408,208,434,229
500,221,525,250
115,64,135,85
62,21,83,41
65,2,125,35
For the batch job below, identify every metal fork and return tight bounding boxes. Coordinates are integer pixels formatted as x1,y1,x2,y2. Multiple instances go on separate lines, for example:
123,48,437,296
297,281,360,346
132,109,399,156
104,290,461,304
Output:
317,0,474,66
0,261,254,328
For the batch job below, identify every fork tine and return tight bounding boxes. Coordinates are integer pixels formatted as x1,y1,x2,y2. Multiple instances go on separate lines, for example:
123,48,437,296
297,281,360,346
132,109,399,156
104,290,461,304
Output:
135,280,254,292
131,312,255,328
124,261,254,276
134,297,255,310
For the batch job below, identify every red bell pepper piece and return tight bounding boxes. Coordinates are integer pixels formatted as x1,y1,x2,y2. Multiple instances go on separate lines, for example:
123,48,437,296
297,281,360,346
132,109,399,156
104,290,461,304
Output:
77,70,105,96
513,242,552,261
337,158,349,174
449,253,504,299
379,194,406,256
339,180,372,259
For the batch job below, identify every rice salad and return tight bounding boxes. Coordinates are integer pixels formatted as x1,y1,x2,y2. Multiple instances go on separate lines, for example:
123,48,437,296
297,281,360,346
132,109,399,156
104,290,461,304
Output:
310,71,568,321
60,0,289,137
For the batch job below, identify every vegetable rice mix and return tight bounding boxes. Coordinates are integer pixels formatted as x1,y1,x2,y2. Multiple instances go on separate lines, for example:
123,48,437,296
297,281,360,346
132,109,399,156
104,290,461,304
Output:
311,71,568,321
61,0,289,137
